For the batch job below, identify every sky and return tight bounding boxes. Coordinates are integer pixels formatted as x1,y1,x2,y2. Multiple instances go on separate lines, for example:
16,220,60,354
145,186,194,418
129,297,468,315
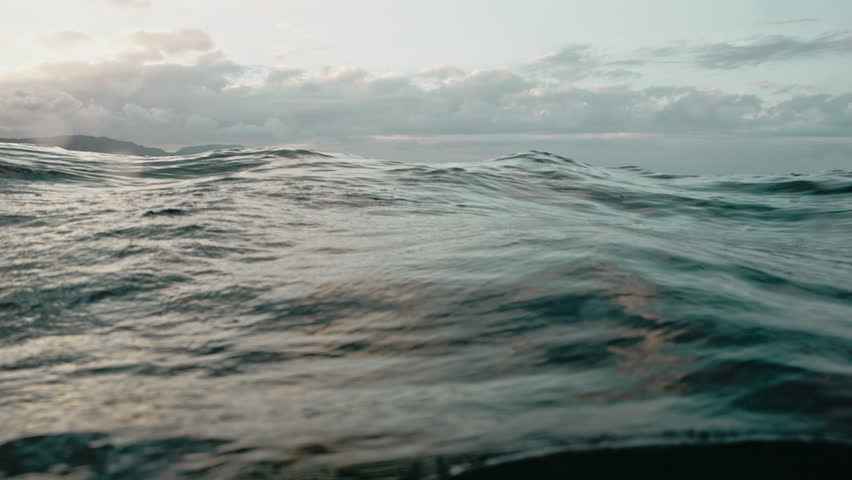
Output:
0,0,850,173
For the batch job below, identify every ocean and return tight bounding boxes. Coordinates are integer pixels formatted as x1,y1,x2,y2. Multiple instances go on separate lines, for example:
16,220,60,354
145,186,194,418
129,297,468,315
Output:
1,143,850,478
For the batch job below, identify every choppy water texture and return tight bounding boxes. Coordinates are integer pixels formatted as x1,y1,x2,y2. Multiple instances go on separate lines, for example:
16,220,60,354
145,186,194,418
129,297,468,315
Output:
1,143,851,478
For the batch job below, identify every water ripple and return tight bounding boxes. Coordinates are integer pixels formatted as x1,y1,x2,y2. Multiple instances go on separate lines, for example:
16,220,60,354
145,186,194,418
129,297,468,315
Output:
1,143,851,478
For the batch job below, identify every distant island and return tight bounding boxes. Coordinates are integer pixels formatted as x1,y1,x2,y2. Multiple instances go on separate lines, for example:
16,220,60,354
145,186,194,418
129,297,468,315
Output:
0,135,242,156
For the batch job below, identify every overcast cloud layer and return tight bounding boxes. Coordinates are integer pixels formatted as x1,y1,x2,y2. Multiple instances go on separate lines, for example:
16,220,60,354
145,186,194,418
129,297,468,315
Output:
1,1,850,173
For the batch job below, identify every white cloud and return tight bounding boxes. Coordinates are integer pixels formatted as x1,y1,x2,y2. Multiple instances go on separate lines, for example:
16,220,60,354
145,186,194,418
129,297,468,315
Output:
128,29,215,57
638,30,852,70
529,45,600,81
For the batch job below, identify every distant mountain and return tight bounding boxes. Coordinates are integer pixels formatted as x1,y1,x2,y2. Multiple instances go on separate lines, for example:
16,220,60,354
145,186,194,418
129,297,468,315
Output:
174,144,242,155
0,135,243,156
0,135,169,156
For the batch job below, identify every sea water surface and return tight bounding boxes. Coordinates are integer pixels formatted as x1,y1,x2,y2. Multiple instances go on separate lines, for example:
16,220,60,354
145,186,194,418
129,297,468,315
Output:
1,143,851,478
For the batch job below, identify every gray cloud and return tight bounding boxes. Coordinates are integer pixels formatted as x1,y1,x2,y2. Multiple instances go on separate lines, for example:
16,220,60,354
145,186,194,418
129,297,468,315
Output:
39,31,92,49
767,18,818,25
763,93,852,137
606,59,648,67
0,28,850,171
596,69,642,81
696,30,852,69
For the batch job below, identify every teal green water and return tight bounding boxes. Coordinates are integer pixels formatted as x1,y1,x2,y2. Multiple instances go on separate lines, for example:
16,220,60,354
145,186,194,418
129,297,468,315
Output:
1,143,850,478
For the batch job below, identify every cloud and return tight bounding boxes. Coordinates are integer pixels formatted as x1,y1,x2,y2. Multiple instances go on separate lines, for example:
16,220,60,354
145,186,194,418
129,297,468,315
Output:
762,93,852,137
635,30,852,69
109,0,151,7
528,45,600,80
528,46,642,82
0,28,850,173
696,30,852,69
0,87,84,137
596,69,642,81
767,18,818,25
39,31,92,49
753,80,814,95
416,65,466,80
128,29,215,57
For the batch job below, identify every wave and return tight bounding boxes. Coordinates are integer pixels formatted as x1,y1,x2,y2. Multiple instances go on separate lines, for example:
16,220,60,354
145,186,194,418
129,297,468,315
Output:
1,142,851,478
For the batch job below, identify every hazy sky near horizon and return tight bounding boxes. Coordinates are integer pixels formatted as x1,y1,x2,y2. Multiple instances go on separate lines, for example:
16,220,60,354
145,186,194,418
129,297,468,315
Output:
1,0,850,172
